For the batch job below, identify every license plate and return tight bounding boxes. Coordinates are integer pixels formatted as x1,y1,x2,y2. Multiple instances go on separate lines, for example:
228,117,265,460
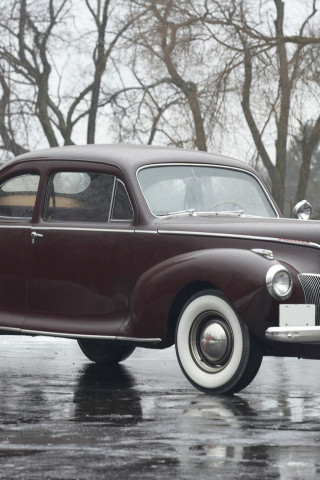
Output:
279,304,315,327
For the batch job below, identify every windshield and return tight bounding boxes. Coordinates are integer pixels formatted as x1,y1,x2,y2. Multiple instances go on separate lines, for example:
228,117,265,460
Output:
138,165,277,218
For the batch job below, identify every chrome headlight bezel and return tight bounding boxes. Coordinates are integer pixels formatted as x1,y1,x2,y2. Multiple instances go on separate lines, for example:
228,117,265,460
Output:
266,264,293,300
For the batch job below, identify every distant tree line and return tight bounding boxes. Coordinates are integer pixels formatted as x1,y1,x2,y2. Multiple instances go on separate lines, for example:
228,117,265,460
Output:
1,0,320,215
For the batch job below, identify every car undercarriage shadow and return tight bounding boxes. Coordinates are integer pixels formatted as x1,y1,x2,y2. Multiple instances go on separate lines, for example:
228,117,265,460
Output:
73,363,143,424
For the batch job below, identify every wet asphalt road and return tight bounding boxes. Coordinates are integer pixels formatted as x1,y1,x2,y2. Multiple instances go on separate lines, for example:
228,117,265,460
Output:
0,337,320,479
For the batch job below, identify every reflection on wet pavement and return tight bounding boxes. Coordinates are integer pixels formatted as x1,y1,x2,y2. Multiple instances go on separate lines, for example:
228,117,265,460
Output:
74,364,142,424
0,337,319,479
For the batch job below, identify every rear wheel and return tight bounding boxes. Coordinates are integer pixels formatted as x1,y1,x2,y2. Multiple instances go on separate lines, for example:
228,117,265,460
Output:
175,290,263,394
77,339,135,365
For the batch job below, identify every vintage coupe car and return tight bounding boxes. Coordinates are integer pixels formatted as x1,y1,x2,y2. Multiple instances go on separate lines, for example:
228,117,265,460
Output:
0,144,319,394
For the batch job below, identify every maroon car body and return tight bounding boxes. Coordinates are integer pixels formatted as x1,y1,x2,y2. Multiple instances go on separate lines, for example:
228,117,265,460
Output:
0,144,319,394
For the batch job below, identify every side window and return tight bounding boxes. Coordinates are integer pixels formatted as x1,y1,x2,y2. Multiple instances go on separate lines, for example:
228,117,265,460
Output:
111,180,133,221
0,174,40,219
44,171,114,222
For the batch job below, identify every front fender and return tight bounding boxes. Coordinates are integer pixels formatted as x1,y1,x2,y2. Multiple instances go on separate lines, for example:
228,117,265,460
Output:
130,248,284,341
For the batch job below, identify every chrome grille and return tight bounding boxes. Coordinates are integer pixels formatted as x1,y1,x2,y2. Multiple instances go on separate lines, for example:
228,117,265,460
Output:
298,274,320,325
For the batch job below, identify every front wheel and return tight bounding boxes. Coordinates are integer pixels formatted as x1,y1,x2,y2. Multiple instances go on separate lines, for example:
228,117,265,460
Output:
175,290,263,395
77,339,135,365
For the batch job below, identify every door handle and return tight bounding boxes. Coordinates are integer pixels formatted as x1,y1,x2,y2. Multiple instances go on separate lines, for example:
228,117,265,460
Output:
31,231,44,244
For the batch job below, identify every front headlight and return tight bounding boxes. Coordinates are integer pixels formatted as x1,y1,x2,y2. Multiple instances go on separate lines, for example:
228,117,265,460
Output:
266,265,293,300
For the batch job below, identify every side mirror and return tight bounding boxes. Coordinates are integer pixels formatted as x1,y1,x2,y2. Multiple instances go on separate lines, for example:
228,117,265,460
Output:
293,200,312,220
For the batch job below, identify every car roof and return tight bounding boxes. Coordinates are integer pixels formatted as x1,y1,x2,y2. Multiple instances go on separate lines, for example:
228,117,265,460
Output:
8,144,257,175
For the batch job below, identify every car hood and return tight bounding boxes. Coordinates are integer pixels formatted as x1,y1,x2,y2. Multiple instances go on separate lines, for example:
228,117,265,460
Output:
157,215,320,249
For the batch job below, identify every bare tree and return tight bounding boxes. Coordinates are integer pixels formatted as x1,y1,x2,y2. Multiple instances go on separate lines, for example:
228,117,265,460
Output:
85,0,141,143
123,0,232,151
197,0,320,212
1,0,320,218
149,0,207,151
0,66,29,156
0,0,77,149
0,0,140,156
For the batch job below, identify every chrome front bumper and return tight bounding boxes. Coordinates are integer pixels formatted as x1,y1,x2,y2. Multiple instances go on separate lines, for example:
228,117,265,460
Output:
265,326,320,343
265,303,319,343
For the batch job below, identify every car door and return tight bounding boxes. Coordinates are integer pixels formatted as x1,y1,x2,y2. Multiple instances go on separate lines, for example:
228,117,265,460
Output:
0,169,40,331
23,162,135,338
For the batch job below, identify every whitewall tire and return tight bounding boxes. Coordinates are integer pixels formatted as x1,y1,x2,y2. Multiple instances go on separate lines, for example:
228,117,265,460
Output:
175,290,263,394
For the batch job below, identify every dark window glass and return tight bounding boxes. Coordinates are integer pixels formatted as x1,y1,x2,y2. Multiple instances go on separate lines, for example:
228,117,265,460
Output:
0,174,40,219
111,180,133,221
44,171,114,222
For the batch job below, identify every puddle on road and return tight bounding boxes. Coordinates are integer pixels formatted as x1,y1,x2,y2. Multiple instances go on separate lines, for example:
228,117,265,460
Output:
0,449,46,457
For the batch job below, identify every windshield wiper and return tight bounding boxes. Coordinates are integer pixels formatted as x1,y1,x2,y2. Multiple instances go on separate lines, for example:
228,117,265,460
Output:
163,209,245,217
165,208,197,217
209,209,244,216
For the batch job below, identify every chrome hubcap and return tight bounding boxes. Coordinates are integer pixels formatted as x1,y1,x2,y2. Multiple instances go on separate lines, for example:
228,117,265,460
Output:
189,312,233,373
200,322,229,363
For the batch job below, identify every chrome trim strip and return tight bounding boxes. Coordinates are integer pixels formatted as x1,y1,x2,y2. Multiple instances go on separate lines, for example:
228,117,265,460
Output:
0,224,157,234
110,219,133,223
20,328,162,342
0,326,20,333
298,273,320,277
136,163,280,219
266,326,320,343
0,225,31,230
31,226,134,234
158,229,320,249
108,176,117,222
0,224,137,234
110,178,134,222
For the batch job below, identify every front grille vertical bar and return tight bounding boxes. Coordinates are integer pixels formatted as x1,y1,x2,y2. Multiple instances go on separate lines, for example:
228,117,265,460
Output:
298,274,320,326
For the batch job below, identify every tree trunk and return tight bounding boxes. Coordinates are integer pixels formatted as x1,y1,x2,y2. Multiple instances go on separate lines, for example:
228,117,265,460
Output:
87,1,109,144
295,115,320,203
